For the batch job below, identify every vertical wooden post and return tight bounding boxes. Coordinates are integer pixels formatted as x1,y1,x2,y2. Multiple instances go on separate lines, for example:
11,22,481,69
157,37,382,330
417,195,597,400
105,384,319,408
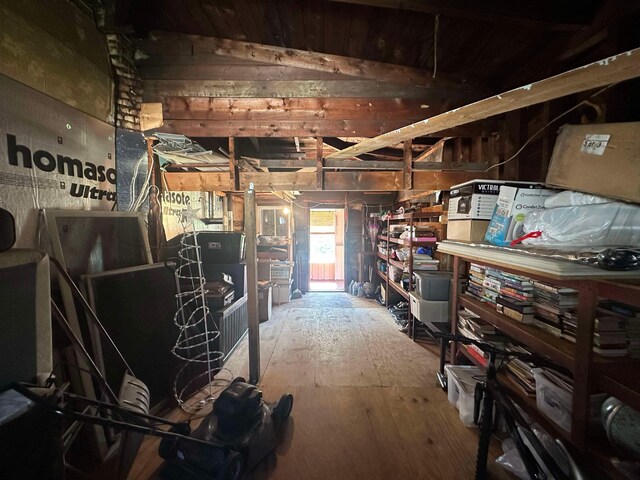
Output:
228,137,240,191
471,137,483,163
316,136,324,190
403,139,413,190
571,280,598,451
245,183,260,384
449,255,461,364
146,136,164,261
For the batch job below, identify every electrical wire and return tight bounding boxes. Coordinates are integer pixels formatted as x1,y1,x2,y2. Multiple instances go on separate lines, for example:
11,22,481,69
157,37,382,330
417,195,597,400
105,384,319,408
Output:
433,14,439,79
484,83,617,173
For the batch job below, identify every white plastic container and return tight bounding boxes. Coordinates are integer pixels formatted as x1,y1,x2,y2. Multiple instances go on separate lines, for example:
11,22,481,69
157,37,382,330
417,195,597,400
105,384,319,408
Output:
445,365,484,427
532,368,572,432
272,280,292,305
409,292,449,324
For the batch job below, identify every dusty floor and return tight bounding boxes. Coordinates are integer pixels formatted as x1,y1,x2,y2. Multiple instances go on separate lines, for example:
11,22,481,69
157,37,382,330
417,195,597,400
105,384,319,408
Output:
131,292,508,479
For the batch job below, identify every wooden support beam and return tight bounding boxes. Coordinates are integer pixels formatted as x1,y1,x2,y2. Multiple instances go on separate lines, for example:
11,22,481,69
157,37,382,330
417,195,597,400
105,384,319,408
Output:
412,162,487,171
413,138,448,163
324,171,403,191
157,97,443,122
316,136,324,190
163,171,233,191
403,139,412,190
326,47,640,159
327,0,590,31
144,79,447,100
141,32,480,90
240,172,316,191
228,138,240,189
164,169,483,192
157,119,422,138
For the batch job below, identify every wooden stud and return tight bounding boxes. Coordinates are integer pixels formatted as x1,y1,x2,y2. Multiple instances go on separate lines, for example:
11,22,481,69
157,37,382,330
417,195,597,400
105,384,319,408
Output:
228,137,240,190
403,139,412,190
326,47,640,159
316,136,324,190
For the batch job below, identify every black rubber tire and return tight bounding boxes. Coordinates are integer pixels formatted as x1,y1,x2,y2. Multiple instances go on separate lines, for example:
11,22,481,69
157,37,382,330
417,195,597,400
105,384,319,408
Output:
231,376,246,384
219,451,245,480
475,388,494,480
158,423,191,460
273,393,294,427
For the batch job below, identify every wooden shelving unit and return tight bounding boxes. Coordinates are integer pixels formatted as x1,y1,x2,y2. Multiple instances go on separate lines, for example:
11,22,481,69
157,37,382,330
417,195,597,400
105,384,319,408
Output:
438,240,640,476
372,210,443,340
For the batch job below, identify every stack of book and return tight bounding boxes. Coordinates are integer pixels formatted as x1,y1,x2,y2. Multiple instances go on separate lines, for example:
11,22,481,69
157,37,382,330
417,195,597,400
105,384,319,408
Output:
496,272,534,324
457,308,505,367
592,300,640,357
467,263,485,300
503,342,536,397
531,280,578,337
481,267,503,305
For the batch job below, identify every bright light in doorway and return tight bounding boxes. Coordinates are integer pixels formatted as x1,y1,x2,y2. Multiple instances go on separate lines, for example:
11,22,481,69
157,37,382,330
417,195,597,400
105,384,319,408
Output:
283,207,290,215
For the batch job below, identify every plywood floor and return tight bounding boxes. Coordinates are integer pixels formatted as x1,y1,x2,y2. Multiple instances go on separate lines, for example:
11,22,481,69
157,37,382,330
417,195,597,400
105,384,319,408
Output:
130,293,509,480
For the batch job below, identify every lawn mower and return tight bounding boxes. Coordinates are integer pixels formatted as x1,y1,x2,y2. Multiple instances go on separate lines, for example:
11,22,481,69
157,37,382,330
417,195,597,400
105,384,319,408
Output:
159,378,293,480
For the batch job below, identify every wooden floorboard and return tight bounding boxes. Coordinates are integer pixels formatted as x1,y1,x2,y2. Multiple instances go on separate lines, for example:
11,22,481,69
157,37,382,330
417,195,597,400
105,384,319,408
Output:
129,293,511,479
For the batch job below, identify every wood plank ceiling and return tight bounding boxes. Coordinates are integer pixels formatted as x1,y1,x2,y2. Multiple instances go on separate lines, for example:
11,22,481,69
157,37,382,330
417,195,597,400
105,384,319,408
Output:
104,0,636,191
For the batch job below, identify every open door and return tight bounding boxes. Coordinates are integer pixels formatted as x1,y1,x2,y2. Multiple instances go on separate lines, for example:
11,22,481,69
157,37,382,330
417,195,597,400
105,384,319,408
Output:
309,209,344,291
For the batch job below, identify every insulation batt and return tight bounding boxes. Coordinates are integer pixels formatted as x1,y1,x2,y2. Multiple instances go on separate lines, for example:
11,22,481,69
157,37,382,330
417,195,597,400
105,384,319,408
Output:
522,202,640,248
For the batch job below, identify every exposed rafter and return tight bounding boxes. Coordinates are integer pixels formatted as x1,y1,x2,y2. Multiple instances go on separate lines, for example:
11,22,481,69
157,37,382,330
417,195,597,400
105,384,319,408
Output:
140,31,483,90
326,47,640,159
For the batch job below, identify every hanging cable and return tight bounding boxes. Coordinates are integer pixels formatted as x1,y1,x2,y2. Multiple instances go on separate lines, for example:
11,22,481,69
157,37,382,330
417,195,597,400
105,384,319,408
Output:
485,83,617,173
432,14,440,79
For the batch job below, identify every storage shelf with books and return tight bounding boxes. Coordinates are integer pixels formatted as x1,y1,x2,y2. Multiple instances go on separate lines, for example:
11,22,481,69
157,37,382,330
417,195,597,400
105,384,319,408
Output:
459,294,575,370
438,240,640,475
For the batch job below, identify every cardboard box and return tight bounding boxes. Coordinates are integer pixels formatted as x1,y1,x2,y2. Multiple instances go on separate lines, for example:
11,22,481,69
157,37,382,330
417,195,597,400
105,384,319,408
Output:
446,220,490,242
546,122,640,204
448,180,548,221
484,185,558,246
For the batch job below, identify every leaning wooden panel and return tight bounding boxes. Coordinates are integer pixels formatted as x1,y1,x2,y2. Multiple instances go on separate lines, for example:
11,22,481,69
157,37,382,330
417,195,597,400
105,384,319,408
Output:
324,171,403,191
326,47,640,159
163,172,232,191
239,172,316,191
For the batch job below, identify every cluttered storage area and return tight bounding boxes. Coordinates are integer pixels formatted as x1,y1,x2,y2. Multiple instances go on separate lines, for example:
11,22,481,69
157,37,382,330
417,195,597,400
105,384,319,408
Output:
1,1,640,479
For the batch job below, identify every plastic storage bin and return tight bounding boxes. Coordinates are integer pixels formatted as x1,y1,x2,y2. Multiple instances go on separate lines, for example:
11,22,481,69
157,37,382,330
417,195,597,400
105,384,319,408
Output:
271,261,294,282
445,365,484,427
272,280,292,305
532,368,572,432
409,292,449,325
413,271,452,300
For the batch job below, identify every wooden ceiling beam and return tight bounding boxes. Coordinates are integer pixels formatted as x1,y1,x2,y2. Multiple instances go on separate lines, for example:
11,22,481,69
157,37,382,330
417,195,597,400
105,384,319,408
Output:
158,119,426,138
144,79,453,100
163,170,481,192
159,97,441,122
327,0,591,31
141,31,482,91
326,47,640,159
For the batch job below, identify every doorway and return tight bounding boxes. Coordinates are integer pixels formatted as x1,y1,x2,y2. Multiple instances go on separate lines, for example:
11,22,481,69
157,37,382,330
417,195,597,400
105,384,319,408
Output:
308,208,344,291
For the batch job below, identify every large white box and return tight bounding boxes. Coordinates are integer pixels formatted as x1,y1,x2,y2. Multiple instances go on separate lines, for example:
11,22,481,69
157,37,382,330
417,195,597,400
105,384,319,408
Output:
409,291,449,324
448,180,547,221
484,185,557,246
